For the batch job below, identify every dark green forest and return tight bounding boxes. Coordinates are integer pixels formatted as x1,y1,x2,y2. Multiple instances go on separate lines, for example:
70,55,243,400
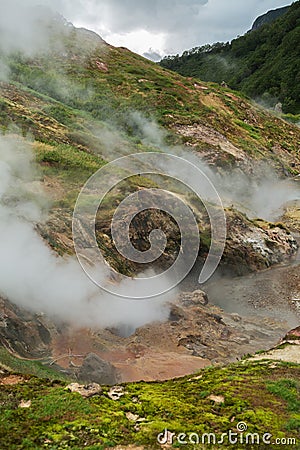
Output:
160,1,300,114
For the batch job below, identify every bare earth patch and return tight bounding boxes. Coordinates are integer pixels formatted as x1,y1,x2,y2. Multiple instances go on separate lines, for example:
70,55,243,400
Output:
0,374,26,385
251,344,300,364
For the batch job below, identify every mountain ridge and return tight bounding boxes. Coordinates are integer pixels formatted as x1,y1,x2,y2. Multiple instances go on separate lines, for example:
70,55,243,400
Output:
251,5,291,30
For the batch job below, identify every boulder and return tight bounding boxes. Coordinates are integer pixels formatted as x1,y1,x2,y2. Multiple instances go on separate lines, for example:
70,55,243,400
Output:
78,353,119,385
108,385,126,400
66,382,101,398
179,290,209,307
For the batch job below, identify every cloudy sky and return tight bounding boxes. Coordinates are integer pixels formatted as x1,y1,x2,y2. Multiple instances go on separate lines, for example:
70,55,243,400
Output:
1,0,295,60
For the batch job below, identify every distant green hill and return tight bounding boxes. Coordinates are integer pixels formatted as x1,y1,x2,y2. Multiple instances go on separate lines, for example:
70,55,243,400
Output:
160,1,300,114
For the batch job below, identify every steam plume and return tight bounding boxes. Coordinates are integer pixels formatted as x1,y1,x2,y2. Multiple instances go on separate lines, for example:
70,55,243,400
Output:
0,135,171,332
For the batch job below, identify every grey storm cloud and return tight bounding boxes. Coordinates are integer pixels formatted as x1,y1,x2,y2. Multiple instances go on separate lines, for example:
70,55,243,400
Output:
72,0,208,32
50,0,294,54
0,0,295,56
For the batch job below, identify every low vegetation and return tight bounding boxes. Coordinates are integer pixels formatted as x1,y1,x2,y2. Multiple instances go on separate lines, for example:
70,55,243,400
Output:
0,360,299,449
160,1,300,114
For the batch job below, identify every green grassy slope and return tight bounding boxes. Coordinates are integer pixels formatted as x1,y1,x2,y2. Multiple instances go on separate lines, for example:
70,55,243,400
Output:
0,14,299,169
0,361,299,449
0,15,299,281
0,348,68,382
160,1,300,114
0,18,298,266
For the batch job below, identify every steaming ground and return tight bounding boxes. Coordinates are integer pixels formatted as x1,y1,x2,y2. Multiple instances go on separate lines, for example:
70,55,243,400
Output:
0,112,299,336
0,0,299,224
0,131,299,335
0,135,171,332
125,112,300,222
0,0,298,225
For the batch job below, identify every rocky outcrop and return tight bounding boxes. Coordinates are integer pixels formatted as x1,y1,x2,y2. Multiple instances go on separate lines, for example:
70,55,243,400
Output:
78,353,119,385
251,6,290,31
66,382,102,398
281,326,300,345
0,297,55,359
281,203,300,233
223,210,298,275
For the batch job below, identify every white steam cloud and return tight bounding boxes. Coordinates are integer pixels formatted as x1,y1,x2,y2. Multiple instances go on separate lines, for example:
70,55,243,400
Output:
0,3,55,55
0,135,171,333
128,111,300,222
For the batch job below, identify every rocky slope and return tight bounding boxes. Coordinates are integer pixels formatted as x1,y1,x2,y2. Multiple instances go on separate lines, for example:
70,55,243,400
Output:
1,284,298,384
251,5,291,31
0,10,299,394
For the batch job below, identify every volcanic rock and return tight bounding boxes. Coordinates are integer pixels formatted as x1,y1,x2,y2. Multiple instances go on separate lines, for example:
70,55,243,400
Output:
66,382,102,398
78,352,119,385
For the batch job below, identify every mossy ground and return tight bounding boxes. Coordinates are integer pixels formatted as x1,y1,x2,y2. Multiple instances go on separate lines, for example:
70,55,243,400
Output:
0,361,299,449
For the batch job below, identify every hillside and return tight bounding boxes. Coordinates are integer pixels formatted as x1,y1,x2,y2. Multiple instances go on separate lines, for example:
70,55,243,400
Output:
0,12,299,266
0,3,299,371
0,9,299,449
160,1,300,114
